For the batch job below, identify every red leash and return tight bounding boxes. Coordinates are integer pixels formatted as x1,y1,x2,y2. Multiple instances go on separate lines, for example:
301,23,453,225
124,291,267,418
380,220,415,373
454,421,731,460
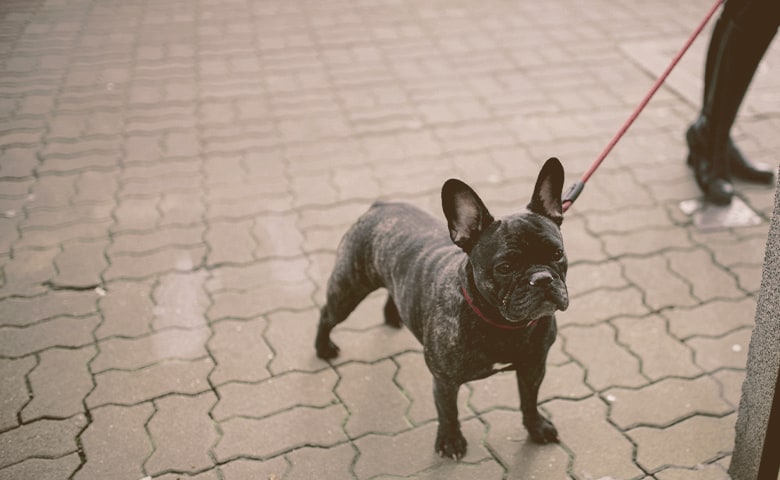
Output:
561,0,725,212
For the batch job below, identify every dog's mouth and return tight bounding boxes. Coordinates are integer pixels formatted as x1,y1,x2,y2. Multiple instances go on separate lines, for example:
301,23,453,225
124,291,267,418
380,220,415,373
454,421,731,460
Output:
500,284,569,324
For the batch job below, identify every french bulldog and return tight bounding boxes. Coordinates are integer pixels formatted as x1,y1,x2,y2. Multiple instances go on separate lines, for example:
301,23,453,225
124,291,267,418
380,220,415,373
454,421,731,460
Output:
315,157,568,459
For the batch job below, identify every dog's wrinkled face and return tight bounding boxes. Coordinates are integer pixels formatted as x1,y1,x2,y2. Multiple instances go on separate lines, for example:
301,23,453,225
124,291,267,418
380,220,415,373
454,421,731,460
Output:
469,213,568,323
442,157,569,325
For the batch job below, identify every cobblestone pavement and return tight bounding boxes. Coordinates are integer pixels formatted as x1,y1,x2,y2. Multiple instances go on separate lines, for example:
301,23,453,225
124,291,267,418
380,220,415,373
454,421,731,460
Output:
1,0,779,478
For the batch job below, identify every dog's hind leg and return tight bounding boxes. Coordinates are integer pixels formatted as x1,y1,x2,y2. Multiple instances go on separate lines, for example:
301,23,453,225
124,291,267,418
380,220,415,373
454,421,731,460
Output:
315,257,378,359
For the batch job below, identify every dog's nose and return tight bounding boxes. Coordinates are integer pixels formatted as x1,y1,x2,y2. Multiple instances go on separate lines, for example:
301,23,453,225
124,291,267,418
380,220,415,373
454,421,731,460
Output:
529,271,553,287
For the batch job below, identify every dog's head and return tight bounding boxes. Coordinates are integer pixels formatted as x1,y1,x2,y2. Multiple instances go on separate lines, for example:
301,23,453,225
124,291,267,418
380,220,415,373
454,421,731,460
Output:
442,158,569,324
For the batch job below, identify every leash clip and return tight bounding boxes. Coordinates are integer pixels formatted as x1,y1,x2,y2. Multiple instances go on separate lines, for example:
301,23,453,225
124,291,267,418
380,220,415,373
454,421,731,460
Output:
562,181,585,209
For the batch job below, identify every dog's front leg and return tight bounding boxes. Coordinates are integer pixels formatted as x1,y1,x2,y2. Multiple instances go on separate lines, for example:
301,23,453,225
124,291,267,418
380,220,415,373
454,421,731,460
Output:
432,377,467,460
516,365,559,443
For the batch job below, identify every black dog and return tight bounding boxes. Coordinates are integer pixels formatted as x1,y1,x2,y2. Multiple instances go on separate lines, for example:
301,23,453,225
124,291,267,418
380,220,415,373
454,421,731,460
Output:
315,158,568,459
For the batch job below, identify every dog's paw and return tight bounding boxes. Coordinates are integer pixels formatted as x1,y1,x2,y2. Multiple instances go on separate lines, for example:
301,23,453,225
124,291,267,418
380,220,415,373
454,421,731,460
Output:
525,416,559,444
435,428,468,460
315,339,340,360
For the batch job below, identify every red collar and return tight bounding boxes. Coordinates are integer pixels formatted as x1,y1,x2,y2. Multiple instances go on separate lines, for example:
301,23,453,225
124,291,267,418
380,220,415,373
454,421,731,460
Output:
461,286,533,330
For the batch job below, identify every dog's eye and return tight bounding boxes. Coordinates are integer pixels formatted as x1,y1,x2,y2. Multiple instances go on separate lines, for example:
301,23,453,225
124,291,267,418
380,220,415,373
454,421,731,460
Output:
495,263,512,275
552,249,564,261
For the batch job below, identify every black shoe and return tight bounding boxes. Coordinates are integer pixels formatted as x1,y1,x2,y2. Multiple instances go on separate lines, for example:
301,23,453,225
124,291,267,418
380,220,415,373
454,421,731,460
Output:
686,121,774,185
686,124,734,206
727,141,774,184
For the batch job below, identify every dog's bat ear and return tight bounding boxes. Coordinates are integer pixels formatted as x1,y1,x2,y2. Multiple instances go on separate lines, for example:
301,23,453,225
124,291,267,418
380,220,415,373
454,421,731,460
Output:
442,179,494,253
528,157,564,226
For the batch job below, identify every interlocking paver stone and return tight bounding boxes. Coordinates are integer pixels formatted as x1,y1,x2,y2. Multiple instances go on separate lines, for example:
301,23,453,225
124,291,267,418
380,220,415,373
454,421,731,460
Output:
0,146,38,177
481,409,570,479
730,264,763,293
122,174,202,201
96,280,155,338
254,214,305,259
557,286,648,327
92,327,210,372
215,404,348,461
0,314,100,357
209,281,316,320
0,247,58,297
52,239,108,288
108,225,205,255
331,324,422,365
612,315,702,380
628,414,736,472
663,298,757,339
686,328,752,372
161,192,206,226
654,464,731,480
86,357,213,408
539,361,593,402
285,443,357,480
0,357,36,431
75,404,153,480
265,310,330,374
0,416,87,470
0,218,19,255
336,359,411,437
206,189,293,219
0,179,34,200
711,369,746,408
604,376,732,429
0,453,80,480
707,235,768,267
104,245,207,280
24,204,114,229
207,260,316,318
546,395,644,479
353,419,491,479
666,249,744,301
213,368,339,421
16,220,113,249
602,227,694,257
152,271,210,330
468,361,591,415
585,206,673,233
291,173,339,208
73,170,118,204
620,255,699,310
377,460,506,480
206,219,256,265
28,175,76,208
209,318,272,385
146,392,218,476
123,160,201,183
112,197,160,231
155,470,220,480
332,165,380,201
0,290,97,327
561,323,647,390
22,346,95,421
218,457,288,480
566,260,628,297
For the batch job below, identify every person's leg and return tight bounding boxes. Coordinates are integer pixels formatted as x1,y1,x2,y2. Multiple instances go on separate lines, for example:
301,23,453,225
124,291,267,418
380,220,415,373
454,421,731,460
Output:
686,0,778,204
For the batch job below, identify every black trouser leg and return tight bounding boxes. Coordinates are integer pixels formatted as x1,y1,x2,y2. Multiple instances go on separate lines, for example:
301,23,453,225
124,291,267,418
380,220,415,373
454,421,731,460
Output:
687,0,778,200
